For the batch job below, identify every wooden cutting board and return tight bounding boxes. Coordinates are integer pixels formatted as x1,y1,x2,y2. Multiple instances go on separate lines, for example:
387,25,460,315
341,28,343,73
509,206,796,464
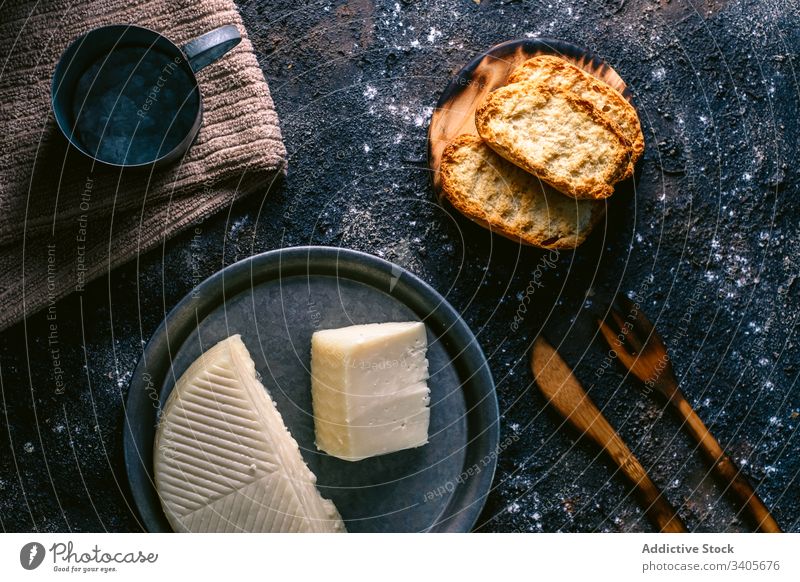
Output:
428,38,634,194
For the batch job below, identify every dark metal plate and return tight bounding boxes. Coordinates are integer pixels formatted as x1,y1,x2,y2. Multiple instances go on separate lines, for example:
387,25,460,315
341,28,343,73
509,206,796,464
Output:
123,246,499,532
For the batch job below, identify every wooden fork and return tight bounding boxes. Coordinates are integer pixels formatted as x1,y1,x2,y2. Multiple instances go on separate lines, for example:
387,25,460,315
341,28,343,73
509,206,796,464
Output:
598,294,782,533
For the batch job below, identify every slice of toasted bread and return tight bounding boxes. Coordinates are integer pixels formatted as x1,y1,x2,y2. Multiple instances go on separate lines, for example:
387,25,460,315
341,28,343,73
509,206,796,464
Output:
507,55,644,171
476,81,631,200
440,135,605,249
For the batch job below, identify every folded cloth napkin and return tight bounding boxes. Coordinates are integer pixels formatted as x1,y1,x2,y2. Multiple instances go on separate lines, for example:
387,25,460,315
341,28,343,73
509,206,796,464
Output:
0,0,286,330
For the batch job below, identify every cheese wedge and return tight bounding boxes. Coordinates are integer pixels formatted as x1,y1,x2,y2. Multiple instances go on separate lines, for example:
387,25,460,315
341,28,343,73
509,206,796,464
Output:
154,335,345,533
311,322,431,461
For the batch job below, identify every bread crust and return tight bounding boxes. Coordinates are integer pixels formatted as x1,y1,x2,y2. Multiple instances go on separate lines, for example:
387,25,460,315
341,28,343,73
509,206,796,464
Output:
440,135,605,249
476,80,631,200
507,55,644,174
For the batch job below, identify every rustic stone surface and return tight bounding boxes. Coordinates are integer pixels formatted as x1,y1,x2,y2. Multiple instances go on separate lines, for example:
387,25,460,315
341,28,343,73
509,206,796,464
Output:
0,0,798,532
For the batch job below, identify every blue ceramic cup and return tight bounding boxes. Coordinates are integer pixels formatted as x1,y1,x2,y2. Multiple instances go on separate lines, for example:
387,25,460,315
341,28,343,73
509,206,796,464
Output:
51,24,241,168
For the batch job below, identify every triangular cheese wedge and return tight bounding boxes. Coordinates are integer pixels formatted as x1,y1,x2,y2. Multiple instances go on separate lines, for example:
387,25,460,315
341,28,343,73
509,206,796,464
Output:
154,335,345,533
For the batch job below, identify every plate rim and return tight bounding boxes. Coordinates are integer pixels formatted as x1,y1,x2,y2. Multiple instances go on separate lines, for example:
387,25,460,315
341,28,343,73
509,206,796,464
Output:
123,245,500,533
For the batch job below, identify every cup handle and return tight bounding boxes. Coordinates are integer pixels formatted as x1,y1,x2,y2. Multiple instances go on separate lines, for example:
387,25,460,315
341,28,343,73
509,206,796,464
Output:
182,24,241,73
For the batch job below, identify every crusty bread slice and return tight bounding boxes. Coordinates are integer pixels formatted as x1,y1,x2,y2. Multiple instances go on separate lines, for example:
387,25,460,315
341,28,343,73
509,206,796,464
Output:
440,135,605,249
475,80,631,200
507,55,644,172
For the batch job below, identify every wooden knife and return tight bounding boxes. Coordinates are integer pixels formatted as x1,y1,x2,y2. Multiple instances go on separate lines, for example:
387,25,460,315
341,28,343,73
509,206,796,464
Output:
531,337,687,533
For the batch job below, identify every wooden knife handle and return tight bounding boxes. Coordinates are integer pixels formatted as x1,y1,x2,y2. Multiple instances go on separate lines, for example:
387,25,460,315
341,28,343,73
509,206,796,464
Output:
557,390,687,533
669,393,782,533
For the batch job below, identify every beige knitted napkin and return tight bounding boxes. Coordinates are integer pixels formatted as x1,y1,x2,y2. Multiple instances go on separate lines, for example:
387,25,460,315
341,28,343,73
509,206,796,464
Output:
0,0,286,330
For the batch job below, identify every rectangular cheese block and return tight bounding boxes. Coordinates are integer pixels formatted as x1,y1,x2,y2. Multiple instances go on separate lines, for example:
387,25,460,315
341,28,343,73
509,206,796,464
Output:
311,322,431,461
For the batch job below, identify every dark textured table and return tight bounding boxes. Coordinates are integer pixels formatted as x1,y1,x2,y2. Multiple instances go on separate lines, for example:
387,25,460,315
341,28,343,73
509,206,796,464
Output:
1,0,798,533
